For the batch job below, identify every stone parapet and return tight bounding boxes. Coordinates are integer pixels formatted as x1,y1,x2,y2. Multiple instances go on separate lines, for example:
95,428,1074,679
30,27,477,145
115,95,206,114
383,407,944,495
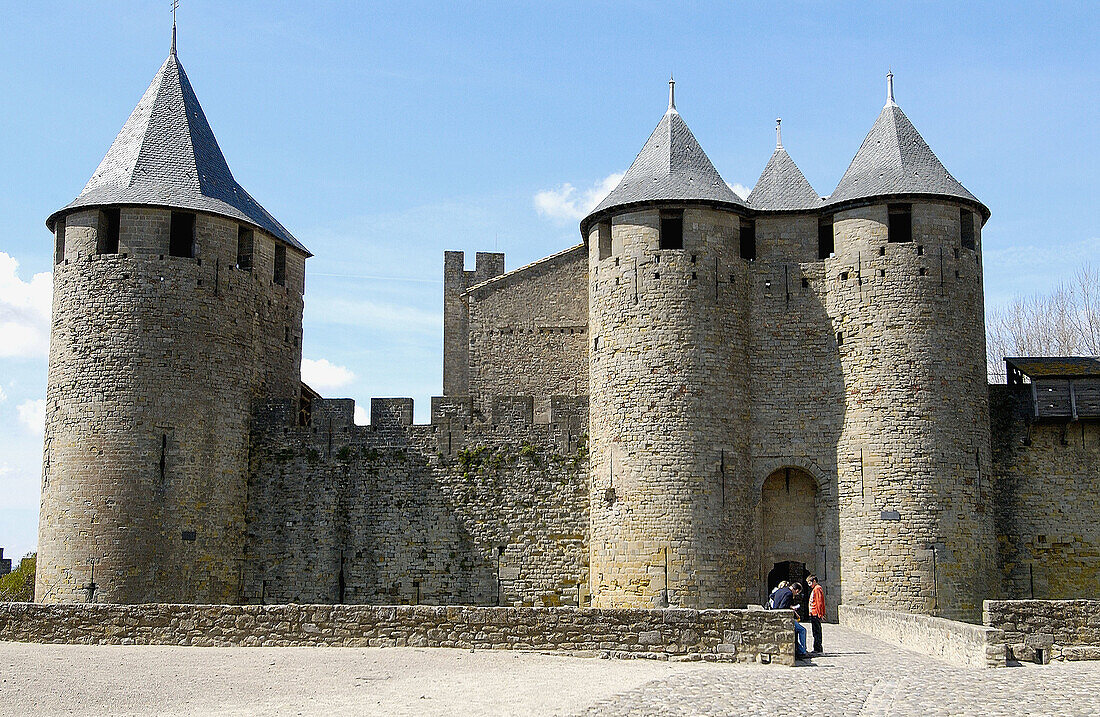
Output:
0,603,794,665
840,604,1006,668
983,600,1100,663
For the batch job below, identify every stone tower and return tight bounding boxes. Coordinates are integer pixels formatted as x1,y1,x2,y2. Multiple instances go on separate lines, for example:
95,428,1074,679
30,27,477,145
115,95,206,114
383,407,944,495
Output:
582,81,754,608
37,31,310,604
825,75,994,619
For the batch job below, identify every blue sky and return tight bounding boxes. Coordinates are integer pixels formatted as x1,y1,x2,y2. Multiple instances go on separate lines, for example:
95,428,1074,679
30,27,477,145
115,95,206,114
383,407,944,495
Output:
1,1,1097,561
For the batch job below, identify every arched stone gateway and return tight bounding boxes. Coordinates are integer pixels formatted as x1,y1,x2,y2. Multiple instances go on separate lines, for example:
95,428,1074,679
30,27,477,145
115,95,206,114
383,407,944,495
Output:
761,467,820,595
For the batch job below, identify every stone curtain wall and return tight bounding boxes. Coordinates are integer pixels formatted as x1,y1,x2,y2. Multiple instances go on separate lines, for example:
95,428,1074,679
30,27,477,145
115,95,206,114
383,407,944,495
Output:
840,605,1006,669
748,214,844,614
466,245,589,423
990,387,1100,600
243,396,589,607
0,603,795,665
443,252,505,398
39,207,304,605
984,600,1100,662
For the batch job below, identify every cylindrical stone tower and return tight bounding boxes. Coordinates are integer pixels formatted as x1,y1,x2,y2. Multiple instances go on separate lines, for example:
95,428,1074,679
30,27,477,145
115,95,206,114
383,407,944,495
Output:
582,84,755,608
36,39,309,604
826,76,995,620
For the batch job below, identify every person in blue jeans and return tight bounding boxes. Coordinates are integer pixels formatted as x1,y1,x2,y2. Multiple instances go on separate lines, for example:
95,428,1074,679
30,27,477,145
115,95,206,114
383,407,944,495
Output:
770,582,809,659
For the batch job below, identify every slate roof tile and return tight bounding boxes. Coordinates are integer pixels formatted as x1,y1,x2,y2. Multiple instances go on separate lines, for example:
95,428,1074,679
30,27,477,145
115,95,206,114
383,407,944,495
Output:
47,50,307,254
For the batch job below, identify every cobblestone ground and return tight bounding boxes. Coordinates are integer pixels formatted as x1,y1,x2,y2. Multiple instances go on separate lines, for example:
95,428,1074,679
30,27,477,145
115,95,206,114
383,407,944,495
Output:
574,625,1100,717
2,625,1098,716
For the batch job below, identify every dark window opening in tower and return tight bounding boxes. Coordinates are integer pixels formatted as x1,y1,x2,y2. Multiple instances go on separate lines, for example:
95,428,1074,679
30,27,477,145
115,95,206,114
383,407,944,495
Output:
98,207,120,254
960,209,975,250
597,220,612,260
740,218,756,261
169,211,196,257
818,217,834,259
237,226,254,271
54,218,66,265
888,204,912,243
273,243,287,286
659,210,683,250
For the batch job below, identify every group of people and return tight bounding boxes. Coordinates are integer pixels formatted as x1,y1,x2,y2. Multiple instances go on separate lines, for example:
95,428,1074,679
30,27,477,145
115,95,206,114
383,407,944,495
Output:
765,574,825,660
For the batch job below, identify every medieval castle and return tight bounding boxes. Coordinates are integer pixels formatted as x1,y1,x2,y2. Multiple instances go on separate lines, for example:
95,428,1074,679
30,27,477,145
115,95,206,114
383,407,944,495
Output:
35,33,1100,622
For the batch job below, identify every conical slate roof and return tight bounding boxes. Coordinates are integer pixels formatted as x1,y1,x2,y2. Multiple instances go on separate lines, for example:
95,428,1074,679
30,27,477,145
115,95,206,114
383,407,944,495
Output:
583,96,744,231
46,46,308,254
748,145,821,211
828,97,985,217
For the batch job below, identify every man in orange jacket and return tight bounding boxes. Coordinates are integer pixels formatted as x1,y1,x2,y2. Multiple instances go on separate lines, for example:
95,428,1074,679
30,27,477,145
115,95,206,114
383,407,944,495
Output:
808,574,825,654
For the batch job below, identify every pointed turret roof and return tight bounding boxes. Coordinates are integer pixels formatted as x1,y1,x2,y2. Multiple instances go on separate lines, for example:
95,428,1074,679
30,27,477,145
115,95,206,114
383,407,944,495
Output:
582,81,744,233
828,75,986,218
748,120,821,211
47,42,308,254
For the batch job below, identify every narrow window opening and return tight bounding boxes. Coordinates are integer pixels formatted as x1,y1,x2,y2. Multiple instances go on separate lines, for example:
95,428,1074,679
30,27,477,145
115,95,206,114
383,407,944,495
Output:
919,267,928,276
273,243,287,286
878,268,885,277
54,218,66,265
954,248,960,260
960,209,975,250
284,326,290,343
659,210,683,250
691,254,697,264
593,336,600,351
597,220,612,260
691,271,697,280
169,211,195,257
237,226,254,271
879,246,886,256
917,245,924,256
840,271,849,281
817,217,834,259
653,272,660,280
740,218,756,261
98,208,120,254
888,203,912,243
836,332,844,346
801,277,809,289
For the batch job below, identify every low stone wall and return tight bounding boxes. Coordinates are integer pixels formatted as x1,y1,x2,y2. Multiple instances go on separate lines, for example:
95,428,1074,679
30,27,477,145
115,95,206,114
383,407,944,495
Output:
0,603,794,665
839,605,1006,668
984,600,1100,663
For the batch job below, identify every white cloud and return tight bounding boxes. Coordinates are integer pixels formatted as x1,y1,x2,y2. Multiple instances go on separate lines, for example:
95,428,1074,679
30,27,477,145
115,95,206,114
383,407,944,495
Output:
728,183,752,200
301,358,356,391
534,173,624,223
17,398,45,435
353,404,368,425
0,253,52,359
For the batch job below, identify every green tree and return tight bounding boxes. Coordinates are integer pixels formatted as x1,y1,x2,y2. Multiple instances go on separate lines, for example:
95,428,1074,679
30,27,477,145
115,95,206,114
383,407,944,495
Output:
0,553,36,602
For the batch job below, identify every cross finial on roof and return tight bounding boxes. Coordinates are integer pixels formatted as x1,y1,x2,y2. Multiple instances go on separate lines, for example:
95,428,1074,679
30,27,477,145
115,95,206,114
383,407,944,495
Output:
171,0,179,56
668,75,676,111
776,117,783,149
886,70,896,106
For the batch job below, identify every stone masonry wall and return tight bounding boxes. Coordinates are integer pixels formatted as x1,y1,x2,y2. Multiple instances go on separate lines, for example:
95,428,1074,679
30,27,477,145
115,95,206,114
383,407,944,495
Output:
828,202,994,621
443,251,505,398
840,604,1006,668
466,244,588,422
38,207,304,605
984,599,1100,662
588,207,752,609
0,602,795,665
990,386,1100,599
243,396,589,607
748,214,843,615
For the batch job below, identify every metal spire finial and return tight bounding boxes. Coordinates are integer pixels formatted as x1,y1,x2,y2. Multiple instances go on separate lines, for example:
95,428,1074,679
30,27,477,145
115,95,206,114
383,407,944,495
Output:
668,75,676,111
776,117,783,149
886,69,896,106
171,0,179,56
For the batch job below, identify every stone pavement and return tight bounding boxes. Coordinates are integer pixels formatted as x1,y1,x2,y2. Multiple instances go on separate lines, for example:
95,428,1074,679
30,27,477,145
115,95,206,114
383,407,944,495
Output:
2,624,1098,716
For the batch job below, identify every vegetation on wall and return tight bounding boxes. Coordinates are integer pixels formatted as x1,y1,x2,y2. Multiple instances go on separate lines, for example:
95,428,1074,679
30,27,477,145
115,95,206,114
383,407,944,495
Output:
0,554,36,602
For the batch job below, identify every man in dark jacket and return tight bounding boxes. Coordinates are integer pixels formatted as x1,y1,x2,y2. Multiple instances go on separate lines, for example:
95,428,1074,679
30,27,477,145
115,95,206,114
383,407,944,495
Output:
768,583,808,658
